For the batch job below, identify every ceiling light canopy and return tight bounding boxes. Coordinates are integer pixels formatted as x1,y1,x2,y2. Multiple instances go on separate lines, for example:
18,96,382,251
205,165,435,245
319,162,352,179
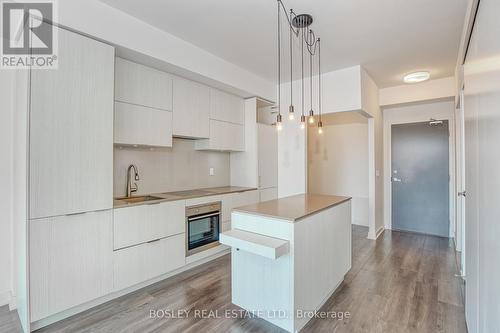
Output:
403,71,430,84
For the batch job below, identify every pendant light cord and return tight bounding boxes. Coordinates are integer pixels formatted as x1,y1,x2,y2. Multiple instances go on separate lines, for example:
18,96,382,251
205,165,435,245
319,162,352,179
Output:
301,28,304,117
318,38,321,121
310,30,313,112
289,10,293,108
277,0,281,117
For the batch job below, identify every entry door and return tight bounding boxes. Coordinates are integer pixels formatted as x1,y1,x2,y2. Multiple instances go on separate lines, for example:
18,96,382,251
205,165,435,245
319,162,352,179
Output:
391,121,450,236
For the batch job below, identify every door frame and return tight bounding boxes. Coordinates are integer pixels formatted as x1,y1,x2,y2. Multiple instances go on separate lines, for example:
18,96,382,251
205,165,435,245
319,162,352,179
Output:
383,100,456,237
455,89,466,275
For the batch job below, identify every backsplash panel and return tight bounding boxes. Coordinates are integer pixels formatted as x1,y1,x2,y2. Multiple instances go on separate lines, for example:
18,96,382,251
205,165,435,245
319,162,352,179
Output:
114,138,230,196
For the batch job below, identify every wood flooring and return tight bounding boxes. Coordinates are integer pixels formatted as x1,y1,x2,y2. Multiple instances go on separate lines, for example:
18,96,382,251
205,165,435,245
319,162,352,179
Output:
1,226,467,332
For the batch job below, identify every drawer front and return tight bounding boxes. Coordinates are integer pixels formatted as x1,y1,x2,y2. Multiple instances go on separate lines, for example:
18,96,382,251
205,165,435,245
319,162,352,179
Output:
113,233,185,291
149,200,185,237
113,205,149,250
113,201,185,250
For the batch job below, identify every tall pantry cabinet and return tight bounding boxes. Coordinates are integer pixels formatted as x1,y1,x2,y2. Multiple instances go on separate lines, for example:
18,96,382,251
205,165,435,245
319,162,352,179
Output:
28,23,115,323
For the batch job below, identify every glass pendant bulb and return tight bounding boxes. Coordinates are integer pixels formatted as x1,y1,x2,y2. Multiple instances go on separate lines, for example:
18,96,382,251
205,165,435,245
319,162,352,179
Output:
288,105,295,120
317,120,323,134
300,115,306,129
308,109,314,124
276,114,283,131
289,113,295,120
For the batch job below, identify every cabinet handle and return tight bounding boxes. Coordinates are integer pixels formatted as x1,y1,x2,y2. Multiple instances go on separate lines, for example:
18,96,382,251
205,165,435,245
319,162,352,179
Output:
65,211,87,216
147,238,162,244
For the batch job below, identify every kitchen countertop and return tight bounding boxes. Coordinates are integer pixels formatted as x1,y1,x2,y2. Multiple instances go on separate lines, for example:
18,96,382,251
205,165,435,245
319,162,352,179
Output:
232,193,351,222
113,186,257,208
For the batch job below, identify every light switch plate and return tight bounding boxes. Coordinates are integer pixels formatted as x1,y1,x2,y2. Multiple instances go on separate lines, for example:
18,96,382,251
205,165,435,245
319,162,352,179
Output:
209,167,215,176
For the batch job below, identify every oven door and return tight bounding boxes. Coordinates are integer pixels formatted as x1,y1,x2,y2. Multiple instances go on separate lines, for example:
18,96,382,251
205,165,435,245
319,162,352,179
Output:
186,210,220,256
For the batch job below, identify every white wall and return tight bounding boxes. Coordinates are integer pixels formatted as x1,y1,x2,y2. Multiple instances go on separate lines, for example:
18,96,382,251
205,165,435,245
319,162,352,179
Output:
0,69,14,307
361,69,384,238
382,99,456,237
56,0,274,101
12,70,30,331
114,139,230,196
461,0,500,330
308,112,369,226
277,66,369,198
321,66,363,113
379,76,455,106
276,66,383,239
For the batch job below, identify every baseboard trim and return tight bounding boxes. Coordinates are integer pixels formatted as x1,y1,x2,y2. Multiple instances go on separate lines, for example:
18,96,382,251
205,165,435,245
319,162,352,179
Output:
31,246,230,331
0,290,12,307
9,295,17,311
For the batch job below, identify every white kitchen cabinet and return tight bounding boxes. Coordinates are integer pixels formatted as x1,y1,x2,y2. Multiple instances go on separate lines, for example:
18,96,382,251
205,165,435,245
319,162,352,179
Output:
172,76,210,138
29,25,114,219
258,124,278,189
259,187,278,202
113,200,185,250
115,58,173,111
114,102,173,147
210,89,245,124
195,119,245,151
113,233,185,291
231,190,260,210
29,210,113,322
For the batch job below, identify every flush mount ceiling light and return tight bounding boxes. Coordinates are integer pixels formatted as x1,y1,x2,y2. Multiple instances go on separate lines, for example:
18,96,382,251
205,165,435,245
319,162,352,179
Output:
403,71,430,84
275,0,323,134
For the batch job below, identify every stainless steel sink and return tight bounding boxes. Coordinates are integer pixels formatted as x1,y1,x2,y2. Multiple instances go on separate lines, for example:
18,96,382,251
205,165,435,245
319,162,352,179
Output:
116,195,163,204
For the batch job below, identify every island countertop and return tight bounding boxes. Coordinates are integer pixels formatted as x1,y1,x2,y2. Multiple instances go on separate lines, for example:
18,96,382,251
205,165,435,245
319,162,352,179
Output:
232,193,351,222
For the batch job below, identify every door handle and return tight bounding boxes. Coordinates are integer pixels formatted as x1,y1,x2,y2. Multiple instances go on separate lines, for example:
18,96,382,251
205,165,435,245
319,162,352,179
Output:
391,177,402,182
458,191,467,197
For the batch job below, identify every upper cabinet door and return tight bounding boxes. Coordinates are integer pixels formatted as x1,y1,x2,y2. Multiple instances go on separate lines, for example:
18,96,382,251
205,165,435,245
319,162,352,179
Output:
194,120,244,151
115,58,173,111
172,76,210,138
29,25,114,218
210,89,245,125
114,102,173,147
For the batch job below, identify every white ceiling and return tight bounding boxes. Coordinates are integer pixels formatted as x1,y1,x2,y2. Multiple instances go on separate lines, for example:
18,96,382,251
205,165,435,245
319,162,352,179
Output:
100,0,467,88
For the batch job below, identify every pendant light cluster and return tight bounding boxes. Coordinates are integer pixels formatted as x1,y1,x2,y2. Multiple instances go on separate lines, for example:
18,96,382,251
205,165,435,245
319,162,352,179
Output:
276,0,322,134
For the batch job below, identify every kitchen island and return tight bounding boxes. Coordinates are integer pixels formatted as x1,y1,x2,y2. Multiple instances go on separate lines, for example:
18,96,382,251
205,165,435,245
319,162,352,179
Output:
220,194,352,332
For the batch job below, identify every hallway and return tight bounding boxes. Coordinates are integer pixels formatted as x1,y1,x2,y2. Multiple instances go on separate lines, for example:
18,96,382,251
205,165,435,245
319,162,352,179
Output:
304,226,467,332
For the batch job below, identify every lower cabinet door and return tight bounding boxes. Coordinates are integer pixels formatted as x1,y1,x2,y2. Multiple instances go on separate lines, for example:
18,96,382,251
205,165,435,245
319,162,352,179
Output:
113,233,185,291
29,210,113,322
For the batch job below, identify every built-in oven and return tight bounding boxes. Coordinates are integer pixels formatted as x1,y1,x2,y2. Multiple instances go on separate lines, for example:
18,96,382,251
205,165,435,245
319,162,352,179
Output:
185,201,221,256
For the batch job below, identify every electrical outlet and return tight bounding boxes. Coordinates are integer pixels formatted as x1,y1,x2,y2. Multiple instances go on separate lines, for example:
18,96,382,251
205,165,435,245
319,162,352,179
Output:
209,167,215,176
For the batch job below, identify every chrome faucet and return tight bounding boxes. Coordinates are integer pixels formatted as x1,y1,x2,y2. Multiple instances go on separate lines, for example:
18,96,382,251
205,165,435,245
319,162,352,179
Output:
126,164,140,197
